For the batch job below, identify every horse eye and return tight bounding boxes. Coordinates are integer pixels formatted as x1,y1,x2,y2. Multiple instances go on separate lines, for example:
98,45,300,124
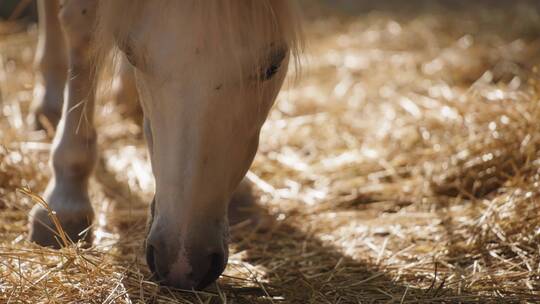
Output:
263,61,281,80
259,47,287,81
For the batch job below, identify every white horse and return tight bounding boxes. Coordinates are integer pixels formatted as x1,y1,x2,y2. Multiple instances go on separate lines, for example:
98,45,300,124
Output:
28,0,301,290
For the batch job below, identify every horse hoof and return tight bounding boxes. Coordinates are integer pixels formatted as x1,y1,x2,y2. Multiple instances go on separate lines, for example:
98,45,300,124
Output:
28,203,94,249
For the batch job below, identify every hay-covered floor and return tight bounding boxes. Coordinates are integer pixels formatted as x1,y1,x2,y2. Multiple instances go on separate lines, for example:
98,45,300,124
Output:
2,1,540,303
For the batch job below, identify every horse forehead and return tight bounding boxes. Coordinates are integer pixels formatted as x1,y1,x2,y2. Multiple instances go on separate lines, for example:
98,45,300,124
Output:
139,27,267,58
133,6,275,52
137,37,267,83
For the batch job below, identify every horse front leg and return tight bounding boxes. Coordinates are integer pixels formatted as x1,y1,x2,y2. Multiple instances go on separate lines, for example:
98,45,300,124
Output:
29,0,98,248
30,0,68,131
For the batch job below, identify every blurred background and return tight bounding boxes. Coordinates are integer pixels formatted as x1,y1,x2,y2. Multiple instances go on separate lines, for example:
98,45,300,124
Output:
0,0,35,23
1,1,540,303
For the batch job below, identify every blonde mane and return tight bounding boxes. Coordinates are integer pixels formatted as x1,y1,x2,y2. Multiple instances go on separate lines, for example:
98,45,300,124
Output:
93,0,303,83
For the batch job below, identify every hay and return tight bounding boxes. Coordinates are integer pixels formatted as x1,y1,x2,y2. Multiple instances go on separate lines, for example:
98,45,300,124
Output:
1,1,540,303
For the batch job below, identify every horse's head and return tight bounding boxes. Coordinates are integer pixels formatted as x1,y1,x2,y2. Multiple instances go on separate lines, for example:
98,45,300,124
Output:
99,1,300,289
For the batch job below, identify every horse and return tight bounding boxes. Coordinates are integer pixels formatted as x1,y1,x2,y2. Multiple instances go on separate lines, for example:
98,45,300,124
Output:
27,0,302,290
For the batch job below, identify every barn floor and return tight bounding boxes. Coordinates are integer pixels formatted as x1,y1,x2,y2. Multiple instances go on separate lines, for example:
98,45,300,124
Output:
1,1,540,303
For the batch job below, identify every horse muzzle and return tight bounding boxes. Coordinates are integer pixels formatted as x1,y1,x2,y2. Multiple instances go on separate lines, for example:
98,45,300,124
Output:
145,215,229,290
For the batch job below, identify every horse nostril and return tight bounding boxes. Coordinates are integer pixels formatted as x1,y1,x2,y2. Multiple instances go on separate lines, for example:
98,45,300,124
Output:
196,252,226,289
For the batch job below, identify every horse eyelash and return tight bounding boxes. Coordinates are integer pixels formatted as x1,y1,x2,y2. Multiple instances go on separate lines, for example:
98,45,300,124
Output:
263,61,281,80
260,47,287,81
